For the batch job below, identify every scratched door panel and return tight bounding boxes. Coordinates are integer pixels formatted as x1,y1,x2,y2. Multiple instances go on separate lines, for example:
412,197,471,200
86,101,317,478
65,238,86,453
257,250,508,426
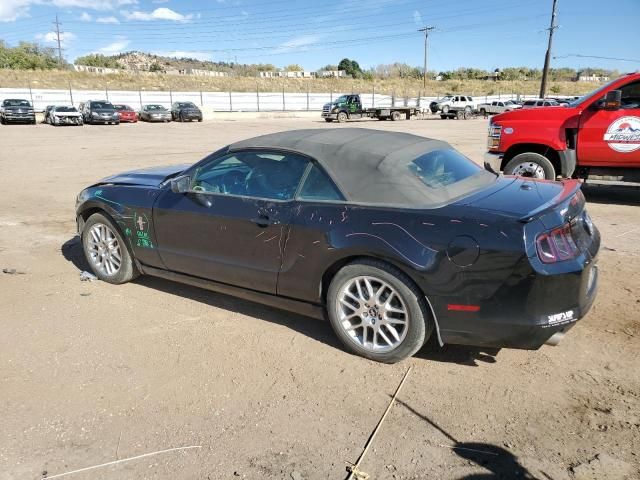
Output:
153,190,289,294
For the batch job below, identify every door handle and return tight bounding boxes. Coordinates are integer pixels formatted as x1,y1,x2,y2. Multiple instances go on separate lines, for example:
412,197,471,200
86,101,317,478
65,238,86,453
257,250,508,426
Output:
251,215,271,228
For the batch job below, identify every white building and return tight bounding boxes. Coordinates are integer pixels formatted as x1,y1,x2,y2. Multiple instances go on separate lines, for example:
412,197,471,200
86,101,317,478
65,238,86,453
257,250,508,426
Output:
578,73,610,83
73,64,121,74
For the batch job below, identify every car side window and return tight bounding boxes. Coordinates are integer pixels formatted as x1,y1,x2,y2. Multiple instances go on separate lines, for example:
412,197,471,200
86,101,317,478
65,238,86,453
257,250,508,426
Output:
298,164,344,201
620,80,640,109
191,150,310,200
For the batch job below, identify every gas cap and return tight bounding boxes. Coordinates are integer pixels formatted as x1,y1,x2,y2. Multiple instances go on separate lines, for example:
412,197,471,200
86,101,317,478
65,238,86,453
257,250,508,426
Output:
446,235,480,267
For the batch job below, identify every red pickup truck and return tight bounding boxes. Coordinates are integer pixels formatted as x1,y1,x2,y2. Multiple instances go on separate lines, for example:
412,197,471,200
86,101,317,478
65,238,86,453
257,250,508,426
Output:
485,72,640,183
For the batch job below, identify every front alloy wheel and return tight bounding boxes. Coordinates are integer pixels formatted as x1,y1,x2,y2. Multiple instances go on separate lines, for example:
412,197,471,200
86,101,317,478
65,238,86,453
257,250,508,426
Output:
82,212,138,284
327,260,432,363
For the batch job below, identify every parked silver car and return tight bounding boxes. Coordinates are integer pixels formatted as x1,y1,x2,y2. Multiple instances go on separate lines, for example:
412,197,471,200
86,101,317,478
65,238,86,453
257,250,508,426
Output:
48,105,83,126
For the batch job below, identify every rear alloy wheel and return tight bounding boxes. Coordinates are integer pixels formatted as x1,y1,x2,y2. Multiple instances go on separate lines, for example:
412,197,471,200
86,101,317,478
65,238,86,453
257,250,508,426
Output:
442,105,450,114
391,111,402,121
503,152,556,180
479,108,487,116
82,213,138,284
327,260,432,363
337,111,348,123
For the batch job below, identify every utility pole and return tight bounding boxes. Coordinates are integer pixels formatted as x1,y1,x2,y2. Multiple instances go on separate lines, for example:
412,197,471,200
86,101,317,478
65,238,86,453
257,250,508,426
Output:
53,14,64,68
539,0,558,98
418,26,435,89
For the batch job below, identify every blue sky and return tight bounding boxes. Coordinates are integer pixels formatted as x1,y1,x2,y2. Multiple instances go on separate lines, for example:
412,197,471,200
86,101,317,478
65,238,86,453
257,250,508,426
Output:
1,0,638,72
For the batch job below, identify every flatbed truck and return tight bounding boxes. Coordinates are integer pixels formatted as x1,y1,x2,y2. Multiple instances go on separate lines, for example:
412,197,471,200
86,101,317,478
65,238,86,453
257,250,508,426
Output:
321,94,420,123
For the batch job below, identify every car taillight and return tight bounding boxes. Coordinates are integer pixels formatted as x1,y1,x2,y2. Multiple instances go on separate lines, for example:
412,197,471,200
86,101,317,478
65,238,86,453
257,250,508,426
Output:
536,224,579,263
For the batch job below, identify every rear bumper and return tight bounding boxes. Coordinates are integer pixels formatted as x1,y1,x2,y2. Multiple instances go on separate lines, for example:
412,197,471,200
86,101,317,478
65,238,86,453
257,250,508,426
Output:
436,259,599,349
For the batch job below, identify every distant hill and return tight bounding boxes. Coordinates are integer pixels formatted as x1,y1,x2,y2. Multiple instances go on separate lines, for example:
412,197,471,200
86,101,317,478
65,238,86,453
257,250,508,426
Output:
74,51,276,75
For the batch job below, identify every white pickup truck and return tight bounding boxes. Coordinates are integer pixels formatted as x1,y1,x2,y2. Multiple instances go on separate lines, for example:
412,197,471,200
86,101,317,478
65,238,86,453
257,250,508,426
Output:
430,95,477,119
477,100,522,116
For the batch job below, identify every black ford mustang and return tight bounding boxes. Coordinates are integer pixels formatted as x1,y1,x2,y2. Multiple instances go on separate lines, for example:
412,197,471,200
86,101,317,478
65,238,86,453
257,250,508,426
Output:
75,129,600,363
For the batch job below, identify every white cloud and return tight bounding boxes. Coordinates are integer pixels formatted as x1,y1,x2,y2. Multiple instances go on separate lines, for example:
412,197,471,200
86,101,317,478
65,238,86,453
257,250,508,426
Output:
152,0,169,3
121,7,194,22
272,34,320,54
0,0,136,22
155,50,213,61
96,16,120,23
96,37,130,54
36,31,77,47
0,0,32,22
79,11,92,21
413,10,423,26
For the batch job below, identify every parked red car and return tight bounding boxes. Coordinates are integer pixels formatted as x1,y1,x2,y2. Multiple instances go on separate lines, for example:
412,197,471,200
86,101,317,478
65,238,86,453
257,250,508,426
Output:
113,104,138,123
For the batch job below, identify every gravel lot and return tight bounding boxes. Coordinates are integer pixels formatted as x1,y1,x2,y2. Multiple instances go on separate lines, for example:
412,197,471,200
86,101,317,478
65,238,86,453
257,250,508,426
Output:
1,116,638,480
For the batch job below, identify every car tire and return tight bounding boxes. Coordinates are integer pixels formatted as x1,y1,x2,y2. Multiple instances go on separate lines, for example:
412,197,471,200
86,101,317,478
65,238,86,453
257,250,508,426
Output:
179,113,184,122
479,108,486,116
337,111,348,123
391,111,402,121
198,118,203,122
503,152,556,180
115,121,120,125
442,105,450,114
464,106,472,114
81,212,139,285
327,259,433,363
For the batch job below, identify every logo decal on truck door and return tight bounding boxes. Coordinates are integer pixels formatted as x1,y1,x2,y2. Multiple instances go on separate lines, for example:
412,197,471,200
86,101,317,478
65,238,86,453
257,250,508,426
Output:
603,116,640,153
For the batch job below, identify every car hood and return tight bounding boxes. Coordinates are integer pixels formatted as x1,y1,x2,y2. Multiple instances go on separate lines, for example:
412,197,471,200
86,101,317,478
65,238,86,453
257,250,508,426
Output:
458,175,570,218
93,109,117,114
97,164,190,187
54,111,81,117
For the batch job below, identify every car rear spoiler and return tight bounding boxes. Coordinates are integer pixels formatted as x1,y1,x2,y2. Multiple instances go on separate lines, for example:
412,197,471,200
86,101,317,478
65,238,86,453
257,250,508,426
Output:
518,179,583,223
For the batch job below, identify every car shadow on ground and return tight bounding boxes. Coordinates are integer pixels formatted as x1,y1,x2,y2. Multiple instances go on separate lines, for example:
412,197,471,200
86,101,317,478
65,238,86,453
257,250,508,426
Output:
582,183,640,206
62,236,501,367
395,398,540,479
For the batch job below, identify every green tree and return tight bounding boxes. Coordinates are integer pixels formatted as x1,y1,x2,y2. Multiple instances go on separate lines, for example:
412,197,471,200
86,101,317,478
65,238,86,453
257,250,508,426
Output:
284,64,303,71
338,58,363,78
74,54,120,68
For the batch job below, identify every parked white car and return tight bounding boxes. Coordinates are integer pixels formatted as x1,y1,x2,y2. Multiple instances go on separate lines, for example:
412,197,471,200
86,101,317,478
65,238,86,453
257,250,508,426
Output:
477,100,522,116
48,105,83,126
521,99,562,109
433,95,477,118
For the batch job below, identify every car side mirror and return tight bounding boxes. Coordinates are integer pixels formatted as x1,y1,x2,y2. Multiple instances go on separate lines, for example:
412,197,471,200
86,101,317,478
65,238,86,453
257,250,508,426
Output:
603,90,622,111
170,174,191,193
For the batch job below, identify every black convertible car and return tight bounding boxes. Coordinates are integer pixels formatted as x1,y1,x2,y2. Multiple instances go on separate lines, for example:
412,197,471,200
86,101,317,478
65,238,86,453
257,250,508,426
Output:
75,129,600,363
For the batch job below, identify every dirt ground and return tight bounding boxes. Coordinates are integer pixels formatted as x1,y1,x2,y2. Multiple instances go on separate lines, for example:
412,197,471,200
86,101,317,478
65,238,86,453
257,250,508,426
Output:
0,115,638,480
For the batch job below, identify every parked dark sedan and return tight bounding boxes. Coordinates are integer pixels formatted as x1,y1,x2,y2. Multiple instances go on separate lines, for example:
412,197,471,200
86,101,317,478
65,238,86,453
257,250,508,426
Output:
81,100,119,125
171,101,203,122
75,129,600,363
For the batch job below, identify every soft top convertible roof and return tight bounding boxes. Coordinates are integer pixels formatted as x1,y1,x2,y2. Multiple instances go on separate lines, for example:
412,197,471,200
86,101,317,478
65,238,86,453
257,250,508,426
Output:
229,128,491,207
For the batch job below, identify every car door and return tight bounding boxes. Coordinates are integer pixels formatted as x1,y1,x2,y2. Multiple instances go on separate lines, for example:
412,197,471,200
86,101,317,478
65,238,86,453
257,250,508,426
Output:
577,80,640,168
152,149,311,293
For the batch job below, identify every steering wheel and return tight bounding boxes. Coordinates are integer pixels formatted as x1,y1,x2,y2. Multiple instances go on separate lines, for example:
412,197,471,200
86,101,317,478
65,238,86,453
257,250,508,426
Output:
221,169,247,194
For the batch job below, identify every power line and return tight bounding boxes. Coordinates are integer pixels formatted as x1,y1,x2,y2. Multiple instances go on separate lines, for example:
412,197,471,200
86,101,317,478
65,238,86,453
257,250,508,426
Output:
554,54,640,63
539,0,558,98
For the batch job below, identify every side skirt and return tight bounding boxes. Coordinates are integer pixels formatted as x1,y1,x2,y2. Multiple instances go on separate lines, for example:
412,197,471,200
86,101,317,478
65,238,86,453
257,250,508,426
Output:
140,264,326,321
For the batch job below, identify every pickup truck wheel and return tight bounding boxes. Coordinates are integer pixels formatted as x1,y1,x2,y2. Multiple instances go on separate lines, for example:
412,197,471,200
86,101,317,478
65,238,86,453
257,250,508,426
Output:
442,105,450,114
464,106,472,114
479,108,486,116
337,111,348,123
504,152,556,180
391,111,402,121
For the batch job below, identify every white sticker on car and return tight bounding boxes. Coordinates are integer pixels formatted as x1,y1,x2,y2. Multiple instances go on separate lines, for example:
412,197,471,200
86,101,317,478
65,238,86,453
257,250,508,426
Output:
548,310,574,324
603,116,640,153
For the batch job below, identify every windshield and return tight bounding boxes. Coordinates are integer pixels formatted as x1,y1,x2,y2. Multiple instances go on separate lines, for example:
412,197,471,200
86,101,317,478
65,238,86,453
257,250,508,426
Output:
55,106,77,112
179,102,196,108
568,77,622,107
90,101,114,110
146,105,165,111
114,104,132,111
334,95,348,104
3,99,31,107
